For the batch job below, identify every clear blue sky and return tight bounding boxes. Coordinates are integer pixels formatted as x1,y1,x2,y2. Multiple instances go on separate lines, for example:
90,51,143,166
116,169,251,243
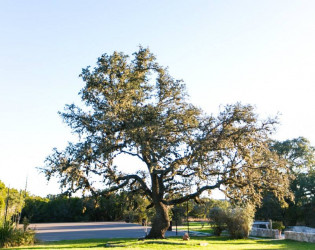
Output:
1,0,314,197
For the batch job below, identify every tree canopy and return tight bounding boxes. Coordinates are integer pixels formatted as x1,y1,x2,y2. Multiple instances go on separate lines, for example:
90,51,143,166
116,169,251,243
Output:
0,180,25,225
43,47,292,238
256,137,315,226
271,137,315,205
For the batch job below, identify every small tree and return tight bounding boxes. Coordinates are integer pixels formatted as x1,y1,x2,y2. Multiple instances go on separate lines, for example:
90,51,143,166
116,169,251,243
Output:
209,204,255,238
208,207,227,236
272,221,285,232
225,205,255,239
43,47,292,238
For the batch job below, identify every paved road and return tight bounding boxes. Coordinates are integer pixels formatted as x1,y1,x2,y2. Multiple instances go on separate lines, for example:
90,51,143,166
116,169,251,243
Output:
30,222,184,241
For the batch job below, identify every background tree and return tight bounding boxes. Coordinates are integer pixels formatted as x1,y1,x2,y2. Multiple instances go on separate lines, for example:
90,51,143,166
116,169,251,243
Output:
0,181,25,225
189,198,229,220
22,192,128,223
0,181,6,222
21,196,50,222
43,47,292,238
256,137,315,226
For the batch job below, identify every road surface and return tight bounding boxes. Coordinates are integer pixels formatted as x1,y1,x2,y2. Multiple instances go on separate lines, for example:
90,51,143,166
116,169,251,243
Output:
30,221,184,241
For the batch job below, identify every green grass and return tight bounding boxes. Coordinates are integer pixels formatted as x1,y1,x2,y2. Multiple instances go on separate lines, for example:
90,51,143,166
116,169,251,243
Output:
177,221,214,234
8,236,315,250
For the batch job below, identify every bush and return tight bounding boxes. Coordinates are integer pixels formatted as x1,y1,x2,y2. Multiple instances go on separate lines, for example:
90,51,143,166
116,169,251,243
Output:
22,217,30,232
208,207,227,236
225,205,255,239
208,205,255,239
0,222,14,248
0,221,35,248
8,229,35,247
272,221,285,231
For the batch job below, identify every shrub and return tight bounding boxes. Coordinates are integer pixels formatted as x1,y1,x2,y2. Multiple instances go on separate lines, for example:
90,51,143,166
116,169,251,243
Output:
0,221,35,248
8,229,35,247
209,204,255,239
272,221,285,231
208,207,227,236
22,217,31,232
225,205,255,239
0,221,14,248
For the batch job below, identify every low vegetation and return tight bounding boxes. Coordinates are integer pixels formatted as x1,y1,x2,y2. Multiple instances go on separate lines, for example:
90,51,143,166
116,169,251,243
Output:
0,181,35,248
208,205,255,239
0,221,35,248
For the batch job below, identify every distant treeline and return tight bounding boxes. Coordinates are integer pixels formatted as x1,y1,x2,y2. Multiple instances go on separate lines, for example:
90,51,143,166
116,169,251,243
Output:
21,191,315,227
3,179,314,227
21,192,148,223
19,188,315,227
21,193,230,224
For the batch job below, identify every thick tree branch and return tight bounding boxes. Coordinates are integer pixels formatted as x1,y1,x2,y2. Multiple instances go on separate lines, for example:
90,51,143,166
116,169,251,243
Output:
116,174,152,197
120,150,144,161
164,180,224,205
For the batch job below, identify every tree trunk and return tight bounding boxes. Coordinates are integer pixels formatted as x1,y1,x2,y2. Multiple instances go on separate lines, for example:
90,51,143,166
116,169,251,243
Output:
146,201,170,239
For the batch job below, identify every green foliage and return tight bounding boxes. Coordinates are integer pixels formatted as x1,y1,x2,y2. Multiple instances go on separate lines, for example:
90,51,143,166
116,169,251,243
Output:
22,195,87,222
187,198,227,219
272,221,285,231
170,205,186,225
123,193,153,223
0,221,35,248
0,221,14,248
255,193,283,221
21,196,49,222
209,205,255,239
0,181,6,220
257,137,315,227
225,205,255,239
22,217,30,232
0,180,29,235
208,207,227,236
22,192,153,224
271,137,315,173
0,180,34,248
43,47,292,238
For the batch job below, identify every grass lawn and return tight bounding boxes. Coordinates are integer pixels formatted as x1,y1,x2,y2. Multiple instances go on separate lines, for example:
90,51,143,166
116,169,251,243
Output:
177,221,214,234
9,236,315,250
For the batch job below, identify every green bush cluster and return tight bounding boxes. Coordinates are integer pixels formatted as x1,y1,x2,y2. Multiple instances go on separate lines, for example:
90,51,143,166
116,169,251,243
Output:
272,221,285,231
0,221,35,248
209,205,255,239
225,206,255,239
0,181,35,248
208,207,227,236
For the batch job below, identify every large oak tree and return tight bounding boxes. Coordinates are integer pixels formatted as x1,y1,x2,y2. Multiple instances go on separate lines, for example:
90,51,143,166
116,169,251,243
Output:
43,47,291,238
